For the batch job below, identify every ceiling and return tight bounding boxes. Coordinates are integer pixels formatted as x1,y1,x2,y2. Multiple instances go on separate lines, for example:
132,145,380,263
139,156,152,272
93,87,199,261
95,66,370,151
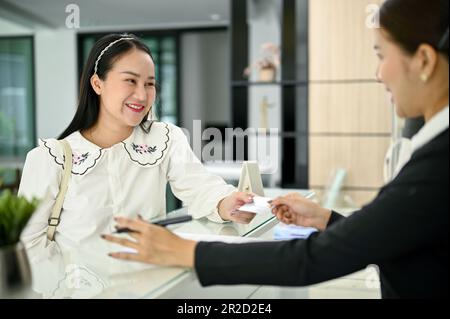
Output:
0,0,229,31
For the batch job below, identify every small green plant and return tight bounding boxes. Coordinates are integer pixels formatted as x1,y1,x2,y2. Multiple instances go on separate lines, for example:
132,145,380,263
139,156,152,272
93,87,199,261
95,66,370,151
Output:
0,190,39,247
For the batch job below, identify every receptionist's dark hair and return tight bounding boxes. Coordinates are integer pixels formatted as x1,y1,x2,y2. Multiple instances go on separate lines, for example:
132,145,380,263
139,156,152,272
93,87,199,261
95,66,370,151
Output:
379,0,449,61
59,33,155,139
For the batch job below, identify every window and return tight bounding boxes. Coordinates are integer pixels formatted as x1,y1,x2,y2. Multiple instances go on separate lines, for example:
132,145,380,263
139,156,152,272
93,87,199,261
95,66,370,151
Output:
0,37,35,191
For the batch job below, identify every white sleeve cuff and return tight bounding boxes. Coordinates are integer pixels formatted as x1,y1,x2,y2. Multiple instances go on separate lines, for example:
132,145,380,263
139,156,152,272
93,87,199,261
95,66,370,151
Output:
206,207,230,224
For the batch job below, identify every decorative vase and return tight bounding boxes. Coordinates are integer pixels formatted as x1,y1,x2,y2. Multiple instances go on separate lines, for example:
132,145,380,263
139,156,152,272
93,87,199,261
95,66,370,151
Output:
0,242,32,298
258,67,276,82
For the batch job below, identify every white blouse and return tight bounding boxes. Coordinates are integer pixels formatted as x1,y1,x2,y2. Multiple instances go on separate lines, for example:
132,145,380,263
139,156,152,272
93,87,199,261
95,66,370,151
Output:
18,121,235,290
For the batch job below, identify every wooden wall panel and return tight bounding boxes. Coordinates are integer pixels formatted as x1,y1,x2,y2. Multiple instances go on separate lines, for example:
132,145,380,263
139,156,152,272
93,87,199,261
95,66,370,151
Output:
309,0,384,80
309,136,390,188
309,83,392,134
308,0,390,209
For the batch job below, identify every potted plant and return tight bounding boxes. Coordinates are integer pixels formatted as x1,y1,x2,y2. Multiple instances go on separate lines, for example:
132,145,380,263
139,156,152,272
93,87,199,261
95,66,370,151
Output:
0,189,38,298
243,42,281,82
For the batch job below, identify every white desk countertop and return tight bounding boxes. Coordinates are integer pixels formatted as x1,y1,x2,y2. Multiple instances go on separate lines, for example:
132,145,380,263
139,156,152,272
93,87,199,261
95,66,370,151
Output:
26,188,379,299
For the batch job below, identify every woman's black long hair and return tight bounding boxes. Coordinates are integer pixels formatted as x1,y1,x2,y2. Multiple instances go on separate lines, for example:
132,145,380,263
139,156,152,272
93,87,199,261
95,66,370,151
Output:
59,33,154,139
379,0,449,60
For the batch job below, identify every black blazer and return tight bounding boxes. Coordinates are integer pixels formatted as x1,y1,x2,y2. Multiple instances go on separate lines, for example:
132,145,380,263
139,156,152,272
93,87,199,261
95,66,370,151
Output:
195,129,449,298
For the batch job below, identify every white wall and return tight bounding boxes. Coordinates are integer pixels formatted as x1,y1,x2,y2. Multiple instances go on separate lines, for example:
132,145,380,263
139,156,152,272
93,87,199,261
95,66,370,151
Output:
0,17,32,36
181,33,204,136
34,30,77,139
180,31,230,137
201,32,230,126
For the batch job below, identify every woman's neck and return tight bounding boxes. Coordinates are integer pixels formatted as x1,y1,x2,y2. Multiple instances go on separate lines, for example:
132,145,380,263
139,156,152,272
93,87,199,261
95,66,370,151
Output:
423,98,449,122
82,122,134,149
424,63,449,122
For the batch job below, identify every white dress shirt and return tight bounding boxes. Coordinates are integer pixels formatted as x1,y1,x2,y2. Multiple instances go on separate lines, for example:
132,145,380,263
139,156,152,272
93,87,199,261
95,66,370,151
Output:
18,121,235,294
410,106,449,153
389,106,449,180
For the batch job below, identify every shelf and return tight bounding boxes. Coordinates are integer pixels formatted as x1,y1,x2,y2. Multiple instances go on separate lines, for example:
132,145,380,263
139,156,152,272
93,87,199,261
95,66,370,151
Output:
231,79,379,87
231,80,308,87
230,0,309,188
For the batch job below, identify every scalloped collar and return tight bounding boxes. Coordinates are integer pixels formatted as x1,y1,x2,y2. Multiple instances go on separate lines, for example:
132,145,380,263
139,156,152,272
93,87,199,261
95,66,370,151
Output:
40,122,171,175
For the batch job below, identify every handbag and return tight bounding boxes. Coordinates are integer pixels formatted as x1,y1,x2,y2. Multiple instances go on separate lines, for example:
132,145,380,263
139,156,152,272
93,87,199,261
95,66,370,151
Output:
47,139,73,241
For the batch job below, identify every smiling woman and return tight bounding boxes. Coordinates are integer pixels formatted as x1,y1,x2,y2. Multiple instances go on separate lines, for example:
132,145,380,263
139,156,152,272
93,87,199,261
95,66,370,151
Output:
16,33,257,296
60,35,155,143
82,47,157,147
80,35,179,125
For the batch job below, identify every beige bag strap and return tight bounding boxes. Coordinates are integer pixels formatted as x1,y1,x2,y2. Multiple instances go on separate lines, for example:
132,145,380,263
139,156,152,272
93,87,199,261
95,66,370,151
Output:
47,139,73,241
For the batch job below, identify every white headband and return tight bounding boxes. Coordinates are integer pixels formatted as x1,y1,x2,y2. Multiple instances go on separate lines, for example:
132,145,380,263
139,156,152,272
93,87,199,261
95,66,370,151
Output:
94,37,134,74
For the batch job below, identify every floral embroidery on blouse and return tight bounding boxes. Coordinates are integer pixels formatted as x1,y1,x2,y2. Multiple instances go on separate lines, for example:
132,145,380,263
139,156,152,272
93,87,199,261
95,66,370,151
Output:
40,138,103,176
72,152,89,165
122,122,170,167
131,143,157,155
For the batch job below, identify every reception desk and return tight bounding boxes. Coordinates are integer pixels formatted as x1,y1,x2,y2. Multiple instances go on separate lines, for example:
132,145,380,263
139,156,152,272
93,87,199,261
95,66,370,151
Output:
25,188,379,299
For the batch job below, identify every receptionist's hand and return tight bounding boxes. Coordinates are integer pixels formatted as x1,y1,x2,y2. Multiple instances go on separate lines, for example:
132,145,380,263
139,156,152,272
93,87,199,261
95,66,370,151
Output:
271,193,332,231
102,216,197,268
218,192,257,224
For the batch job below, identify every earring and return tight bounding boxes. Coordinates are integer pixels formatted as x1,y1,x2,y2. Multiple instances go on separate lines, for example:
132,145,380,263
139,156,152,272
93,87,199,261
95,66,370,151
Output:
420,74,429,83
